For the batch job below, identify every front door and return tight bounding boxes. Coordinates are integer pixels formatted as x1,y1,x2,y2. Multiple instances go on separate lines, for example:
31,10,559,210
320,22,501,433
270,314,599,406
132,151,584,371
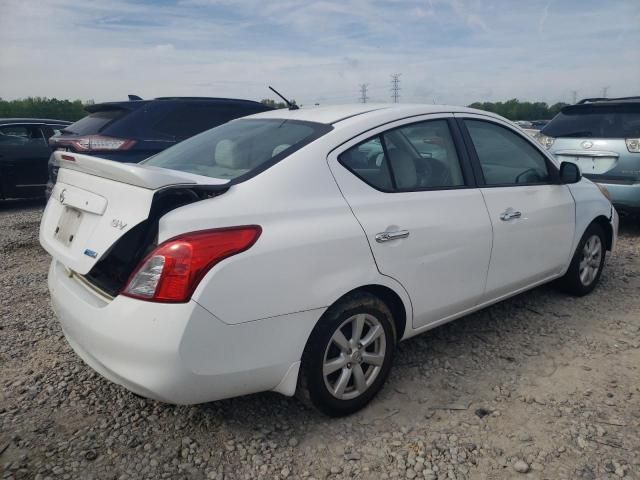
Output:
458,115,575,299
328,116,493,329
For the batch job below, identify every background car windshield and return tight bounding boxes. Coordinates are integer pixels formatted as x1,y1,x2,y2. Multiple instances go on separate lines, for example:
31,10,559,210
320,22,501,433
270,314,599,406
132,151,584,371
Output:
542,105,640,138
143,119,326,180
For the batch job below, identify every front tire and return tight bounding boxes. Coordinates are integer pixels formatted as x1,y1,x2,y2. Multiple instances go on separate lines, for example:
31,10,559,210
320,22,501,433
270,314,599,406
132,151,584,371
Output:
298,292,396,417
557,223,606,296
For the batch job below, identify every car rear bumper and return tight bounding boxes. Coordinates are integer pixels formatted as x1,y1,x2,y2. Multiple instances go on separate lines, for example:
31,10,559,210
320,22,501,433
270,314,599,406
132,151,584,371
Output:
48,259,319,404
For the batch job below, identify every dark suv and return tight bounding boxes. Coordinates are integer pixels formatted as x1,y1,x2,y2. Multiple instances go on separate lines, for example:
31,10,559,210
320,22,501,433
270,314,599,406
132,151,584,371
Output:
50,97,273,162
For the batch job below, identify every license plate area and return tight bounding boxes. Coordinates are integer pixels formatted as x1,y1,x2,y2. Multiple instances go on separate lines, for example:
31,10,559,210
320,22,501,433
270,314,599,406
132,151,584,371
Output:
54,207,83,246
569,156,616,175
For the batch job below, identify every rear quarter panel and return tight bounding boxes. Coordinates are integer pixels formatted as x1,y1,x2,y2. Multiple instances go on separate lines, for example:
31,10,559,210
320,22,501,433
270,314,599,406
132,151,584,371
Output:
159,135,413,328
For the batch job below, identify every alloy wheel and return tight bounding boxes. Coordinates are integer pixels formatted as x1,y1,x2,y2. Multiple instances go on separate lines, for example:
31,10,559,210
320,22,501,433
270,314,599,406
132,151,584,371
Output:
322,313,386,400
579,234,602,286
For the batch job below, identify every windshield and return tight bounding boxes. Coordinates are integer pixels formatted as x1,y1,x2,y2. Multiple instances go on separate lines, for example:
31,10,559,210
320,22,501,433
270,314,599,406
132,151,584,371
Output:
143,118,331,181
542,104,640,139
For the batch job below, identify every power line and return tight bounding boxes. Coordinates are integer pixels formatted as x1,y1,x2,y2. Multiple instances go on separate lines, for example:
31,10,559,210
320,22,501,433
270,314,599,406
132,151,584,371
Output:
359,84,369,104
390,73,401,103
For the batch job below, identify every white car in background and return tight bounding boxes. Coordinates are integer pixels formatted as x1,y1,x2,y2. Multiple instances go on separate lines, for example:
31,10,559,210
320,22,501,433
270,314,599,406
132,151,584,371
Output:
40,104,618,416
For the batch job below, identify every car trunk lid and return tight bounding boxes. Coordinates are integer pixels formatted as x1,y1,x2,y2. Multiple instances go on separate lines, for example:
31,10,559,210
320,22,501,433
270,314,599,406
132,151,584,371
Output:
40,151,229,276
552,138,624,174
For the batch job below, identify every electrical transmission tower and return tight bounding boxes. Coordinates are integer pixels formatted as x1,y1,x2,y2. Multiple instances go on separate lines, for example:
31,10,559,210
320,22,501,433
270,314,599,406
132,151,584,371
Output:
390,74,401,103
602,86,610,98
571,90,578,104
359,84,369,103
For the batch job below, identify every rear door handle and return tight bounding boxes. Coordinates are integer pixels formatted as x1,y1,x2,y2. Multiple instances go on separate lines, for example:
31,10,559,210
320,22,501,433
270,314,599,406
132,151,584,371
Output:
500,209,522,221
375,230,410,243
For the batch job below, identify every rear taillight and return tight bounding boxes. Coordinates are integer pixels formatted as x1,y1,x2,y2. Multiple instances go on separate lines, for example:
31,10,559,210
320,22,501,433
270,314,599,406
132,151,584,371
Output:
50,135,136,152
626,138,640,153
122,226,261,303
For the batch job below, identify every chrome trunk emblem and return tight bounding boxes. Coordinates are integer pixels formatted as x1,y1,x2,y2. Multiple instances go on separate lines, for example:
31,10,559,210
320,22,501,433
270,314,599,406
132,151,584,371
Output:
581,141,593,149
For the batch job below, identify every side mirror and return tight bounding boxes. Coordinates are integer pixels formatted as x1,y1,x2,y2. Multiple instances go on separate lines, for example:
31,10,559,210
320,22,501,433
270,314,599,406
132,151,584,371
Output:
559,161,581,184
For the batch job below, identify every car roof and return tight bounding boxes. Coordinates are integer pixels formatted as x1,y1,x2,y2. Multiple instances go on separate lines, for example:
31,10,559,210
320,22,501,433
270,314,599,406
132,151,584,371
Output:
247,104,501,125
0,118,72,125
85,97,271,113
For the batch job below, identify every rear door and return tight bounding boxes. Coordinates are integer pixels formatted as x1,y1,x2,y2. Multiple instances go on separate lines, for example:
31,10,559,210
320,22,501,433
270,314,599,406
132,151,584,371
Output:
328,115,493,329
0,123,51,198
457,114,575,300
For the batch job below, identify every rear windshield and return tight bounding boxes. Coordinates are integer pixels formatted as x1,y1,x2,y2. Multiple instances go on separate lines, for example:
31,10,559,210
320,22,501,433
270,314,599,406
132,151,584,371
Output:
64,109,127,135
143,118,331,181
542,104,640,138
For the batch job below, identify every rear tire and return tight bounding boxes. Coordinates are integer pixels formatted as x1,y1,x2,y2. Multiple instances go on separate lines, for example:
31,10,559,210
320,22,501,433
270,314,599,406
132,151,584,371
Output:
297,292,396,417
557,223,606,296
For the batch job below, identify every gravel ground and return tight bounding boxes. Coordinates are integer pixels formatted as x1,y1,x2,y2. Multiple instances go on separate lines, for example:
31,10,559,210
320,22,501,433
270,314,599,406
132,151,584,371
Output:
1,199,639,480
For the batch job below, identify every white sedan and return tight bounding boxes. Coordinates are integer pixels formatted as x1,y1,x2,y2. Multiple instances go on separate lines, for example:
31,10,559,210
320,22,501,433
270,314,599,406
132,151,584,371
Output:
40,104,618,416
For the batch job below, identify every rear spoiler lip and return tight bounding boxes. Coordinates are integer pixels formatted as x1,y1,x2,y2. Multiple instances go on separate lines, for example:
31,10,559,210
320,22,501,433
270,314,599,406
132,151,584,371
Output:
52,151,230,191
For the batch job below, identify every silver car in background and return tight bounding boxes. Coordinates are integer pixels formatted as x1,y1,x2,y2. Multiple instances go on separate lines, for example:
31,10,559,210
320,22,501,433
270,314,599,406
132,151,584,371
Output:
536,97,640,216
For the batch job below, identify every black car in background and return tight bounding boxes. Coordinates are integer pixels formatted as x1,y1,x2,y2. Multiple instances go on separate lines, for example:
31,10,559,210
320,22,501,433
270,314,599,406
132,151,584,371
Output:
47,96,273,195
0,118,71,200
49,96,273,162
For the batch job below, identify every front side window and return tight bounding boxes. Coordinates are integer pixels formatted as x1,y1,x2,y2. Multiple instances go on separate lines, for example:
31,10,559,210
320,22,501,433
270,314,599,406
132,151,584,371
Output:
339,119,465,191
0,125,46,146
465,120,550,186
144,119,331,181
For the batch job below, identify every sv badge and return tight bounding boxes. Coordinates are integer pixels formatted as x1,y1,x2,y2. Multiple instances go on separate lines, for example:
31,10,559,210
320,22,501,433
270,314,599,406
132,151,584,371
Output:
111,219,128,230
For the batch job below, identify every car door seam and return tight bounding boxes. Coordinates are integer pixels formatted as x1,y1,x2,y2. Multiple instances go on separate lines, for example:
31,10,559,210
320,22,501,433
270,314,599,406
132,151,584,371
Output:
323,152,415,326
477,188,495,297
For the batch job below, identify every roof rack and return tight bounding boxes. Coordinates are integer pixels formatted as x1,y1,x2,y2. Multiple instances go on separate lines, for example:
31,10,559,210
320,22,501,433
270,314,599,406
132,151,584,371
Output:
577,96,640,104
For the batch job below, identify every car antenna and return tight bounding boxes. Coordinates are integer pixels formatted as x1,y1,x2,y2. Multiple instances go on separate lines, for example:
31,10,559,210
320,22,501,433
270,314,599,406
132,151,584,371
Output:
268,86,299,110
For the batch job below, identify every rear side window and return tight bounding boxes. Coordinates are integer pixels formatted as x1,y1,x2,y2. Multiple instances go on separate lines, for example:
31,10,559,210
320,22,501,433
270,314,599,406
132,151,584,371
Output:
339,119,465,191
465,120,550,186
0,124,46,146
143,119,331,181
151,104,265,140
542,104,640,139
340,137,393,190
65,109,126,135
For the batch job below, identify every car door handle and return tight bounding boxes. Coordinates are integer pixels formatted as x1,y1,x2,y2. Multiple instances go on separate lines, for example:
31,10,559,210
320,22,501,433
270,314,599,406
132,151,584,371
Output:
375,230,410,243
500,209,522,221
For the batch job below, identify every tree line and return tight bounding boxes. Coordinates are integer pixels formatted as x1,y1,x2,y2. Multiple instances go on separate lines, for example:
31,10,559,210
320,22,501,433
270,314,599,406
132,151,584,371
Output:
1,96,568,121
467,99,569,120
0,97,90,121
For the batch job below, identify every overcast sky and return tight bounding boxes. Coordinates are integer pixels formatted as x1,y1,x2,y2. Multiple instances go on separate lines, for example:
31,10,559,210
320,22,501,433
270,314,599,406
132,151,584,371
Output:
1,0,638,106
